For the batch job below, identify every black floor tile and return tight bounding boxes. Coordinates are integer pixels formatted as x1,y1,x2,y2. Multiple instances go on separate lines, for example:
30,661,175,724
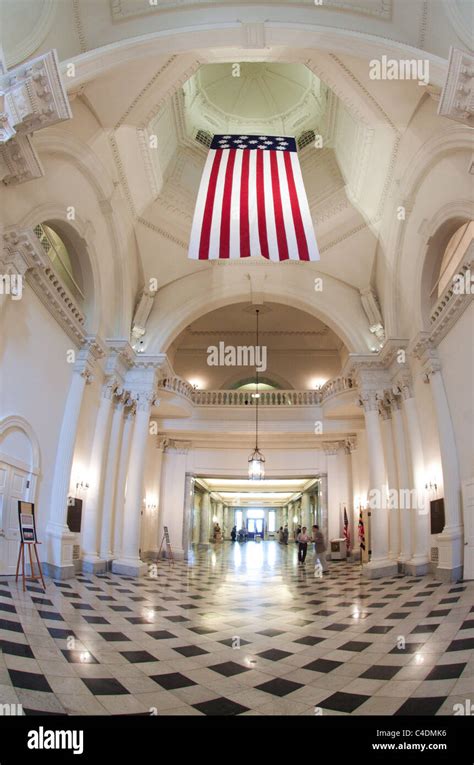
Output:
447,637,474,651
257,649,292,661
173,645,209,657
193,697,249,716
61,649,99,664
98,632,131,642
256,628,285,637
395,697,445,715
81,677,129,696
145,630,177,640
425,663,466,680
0,618,23,633
293,636,326,646
8,669,52,693
320,692,369,712
339,641,372,652
302,658,342,673
208,661,251,677
120,651,158,663
360,665,401,680
0,639,34,658
150,672,196,690
255,678,303,697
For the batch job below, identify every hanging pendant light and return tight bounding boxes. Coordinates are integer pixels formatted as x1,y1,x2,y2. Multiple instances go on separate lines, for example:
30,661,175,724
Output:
248,308,265,480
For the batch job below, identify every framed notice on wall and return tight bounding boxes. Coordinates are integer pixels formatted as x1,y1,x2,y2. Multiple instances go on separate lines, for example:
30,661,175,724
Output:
17,501,37,543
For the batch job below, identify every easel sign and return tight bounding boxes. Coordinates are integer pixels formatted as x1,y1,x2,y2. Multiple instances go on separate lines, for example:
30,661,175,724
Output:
16,501,45,590
18,501,37,542
157,525,174,565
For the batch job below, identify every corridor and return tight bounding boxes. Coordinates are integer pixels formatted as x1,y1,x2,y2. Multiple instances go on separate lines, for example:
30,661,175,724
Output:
1,542,473,716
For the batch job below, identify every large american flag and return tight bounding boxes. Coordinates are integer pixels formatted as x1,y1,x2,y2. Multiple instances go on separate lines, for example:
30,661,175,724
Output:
188,134,319,261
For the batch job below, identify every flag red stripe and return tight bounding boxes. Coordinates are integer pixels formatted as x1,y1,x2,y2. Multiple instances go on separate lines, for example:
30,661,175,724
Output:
199,150,223,260
256,149,269,260
239,150,251,258
270,151,289,261
219,149,236,259
284,151,310,261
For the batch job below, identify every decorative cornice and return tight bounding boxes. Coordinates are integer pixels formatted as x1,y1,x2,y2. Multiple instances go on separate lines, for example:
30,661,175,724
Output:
0,49,71,184
437,47,474,125
2,227,89,346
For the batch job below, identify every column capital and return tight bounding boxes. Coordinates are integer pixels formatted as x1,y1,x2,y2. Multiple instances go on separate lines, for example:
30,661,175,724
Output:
392,371,414,401
102,376,121,400
410,332,442,378
344,436,357,453
322,441,341,456
164,439,192,455
357,391,379,412
378,398,392,421
129,390,157,412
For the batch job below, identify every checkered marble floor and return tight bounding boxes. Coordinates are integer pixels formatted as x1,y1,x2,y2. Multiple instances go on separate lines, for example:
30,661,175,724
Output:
0,542,473,716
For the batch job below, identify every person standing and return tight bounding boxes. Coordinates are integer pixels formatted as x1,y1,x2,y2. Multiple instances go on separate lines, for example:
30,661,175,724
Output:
231,525,237,542
278,526,284,543
312,524,329,573
297,526,311,565
283,525,289,545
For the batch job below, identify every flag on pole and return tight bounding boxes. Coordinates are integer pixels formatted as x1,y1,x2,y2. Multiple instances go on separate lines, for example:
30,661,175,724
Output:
188,134,319,261
343,506,351,550
358,508,365,552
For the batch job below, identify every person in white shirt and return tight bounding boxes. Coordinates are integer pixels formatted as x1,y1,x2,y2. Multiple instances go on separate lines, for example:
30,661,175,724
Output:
297,526,311,565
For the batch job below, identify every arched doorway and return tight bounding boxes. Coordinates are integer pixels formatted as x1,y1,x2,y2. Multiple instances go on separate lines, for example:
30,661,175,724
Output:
0,417,40,575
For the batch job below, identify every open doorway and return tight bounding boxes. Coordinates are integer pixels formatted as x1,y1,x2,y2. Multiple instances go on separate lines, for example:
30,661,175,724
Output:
246,509,265,539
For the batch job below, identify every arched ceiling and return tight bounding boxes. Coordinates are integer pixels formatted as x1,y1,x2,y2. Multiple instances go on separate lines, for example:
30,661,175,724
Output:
169,302,346,390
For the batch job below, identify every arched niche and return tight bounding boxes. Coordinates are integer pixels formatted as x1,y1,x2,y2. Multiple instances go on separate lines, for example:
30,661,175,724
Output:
0,416,40,476
421,215,472,329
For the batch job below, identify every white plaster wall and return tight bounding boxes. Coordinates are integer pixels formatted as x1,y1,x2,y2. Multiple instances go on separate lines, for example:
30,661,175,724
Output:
437,305,474,483
0,286,73,548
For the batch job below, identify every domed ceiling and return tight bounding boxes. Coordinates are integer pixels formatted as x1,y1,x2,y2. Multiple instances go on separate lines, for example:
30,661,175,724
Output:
183,62,328,137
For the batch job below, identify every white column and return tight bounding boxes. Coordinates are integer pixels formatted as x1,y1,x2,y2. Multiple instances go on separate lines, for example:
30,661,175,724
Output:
401,383,430,573
360,392,396,577
427,362,463,579
82,378,117,572
301,492,310,530
112,407,134,558
46,348,95,578
348,438,359,556
157,441,189,560
200,492,211,546
339,442,353,545
324,443,340,546
223,505,229,539
112,393,154,576
192,494,201,545
140,436,165,559
182,473,195,559
390,395,412,563
99,393,125,561
379,401,400,562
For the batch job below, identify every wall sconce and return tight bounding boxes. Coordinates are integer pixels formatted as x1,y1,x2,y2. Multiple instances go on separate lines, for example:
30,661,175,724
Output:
75,480,89,491
144,496,158,511
293,515,298,523
425,481,438,492
212,515,218,523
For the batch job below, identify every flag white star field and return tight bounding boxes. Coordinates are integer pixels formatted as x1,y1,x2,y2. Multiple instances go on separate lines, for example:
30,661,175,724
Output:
188,135,319,261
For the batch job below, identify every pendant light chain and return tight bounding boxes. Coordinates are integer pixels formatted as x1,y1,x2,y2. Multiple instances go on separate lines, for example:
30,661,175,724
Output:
255,308,259,451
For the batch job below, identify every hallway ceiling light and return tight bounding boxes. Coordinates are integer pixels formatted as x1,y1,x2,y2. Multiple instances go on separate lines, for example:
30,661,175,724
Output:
248,309,265,480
